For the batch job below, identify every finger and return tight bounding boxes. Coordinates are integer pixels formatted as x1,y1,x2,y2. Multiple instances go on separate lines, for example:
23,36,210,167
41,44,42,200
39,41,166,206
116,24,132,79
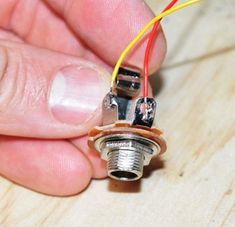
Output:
1,1,166,73
0,40,110,138
0,1,111,70
0,29,24,43
0,136,92,196
71,136,107,179
44,0,167,72
0,1,85,54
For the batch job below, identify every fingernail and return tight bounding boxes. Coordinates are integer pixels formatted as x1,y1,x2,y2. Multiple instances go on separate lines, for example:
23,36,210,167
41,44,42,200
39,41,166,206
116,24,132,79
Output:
49,65,105,125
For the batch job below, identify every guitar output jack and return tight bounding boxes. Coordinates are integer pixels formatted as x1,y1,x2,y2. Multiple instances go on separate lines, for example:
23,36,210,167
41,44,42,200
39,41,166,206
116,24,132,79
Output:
88,67,166,181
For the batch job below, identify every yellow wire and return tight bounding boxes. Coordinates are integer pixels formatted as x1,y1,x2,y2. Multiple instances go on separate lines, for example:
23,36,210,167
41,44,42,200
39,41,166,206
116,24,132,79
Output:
111,0,201,87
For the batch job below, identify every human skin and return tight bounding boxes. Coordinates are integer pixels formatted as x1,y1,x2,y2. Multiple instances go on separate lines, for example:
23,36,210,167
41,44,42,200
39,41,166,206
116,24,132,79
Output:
0,0,166,196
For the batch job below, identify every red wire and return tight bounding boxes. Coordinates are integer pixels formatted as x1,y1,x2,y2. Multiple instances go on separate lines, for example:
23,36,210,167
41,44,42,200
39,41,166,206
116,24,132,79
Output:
143,0,178,98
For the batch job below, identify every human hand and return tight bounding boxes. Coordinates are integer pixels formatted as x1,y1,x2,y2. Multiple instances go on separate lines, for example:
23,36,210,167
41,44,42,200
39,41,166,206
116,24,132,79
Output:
0,0,166,196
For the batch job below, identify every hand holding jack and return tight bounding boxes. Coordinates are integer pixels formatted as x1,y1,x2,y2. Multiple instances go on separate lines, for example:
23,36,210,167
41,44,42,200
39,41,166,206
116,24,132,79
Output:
0,0,166,195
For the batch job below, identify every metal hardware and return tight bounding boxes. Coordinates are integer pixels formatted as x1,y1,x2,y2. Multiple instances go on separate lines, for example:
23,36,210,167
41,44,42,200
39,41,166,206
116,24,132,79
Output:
94,133,161,181
116,67,141,98
88,67,166,181
133,97,157,128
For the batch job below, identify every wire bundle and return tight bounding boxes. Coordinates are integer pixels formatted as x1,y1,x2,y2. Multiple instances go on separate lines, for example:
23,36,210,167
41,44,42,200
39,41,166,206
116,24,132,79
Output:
111,0,201,97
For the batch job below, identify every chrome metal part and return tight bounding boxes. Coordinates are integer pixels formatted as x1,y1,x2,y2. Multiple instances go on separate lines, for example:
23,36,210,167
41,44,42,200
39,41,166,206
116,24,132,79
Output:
133,97,157,127
116,67,141,97
88,67,166,182
93,133,161,181
102,67,141,125
102,92,119,125
88,123,166,181
102,91,134,124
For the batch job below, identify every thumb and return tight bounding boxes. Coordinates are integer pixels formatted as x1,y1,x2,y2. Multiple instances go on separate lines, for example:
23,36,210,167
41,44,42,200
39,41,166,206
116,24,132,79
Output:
0,40,110,138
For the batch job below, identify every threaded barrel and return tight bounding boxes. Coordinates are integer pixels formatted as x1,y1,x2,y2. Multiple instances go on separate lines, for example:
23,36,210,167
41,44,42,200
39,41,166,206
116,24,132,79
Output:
107,149,144,181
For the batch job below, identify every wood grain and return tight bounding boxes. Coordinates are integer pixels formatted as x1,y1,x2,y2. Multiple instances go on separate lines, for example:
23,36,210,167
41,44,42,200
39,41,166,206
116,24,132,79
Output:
0,0,235,226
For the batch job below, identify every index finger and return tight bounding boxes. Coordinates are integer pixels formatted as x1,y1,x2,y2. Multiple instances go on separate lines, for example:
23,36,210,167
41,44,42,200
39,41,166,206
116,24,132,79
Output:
44,0,167,72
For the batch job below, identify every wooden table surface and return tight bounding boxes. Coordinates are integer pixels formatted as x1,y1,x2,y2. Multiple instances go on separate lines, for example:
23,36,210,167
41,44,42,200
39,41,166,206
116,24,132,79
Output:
0,0,235,226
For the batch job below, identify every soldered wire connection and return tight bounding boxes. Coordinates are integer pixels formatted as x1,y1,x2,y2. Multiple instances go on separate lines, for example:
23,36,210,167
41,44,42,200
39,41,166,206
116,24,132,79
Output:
110,0,201,93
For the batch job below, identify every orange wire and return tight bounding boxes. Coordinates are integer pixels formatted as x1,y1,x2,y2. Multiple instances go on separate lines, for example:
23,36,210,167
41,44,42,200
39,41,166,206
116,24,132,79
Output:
143,0,178,97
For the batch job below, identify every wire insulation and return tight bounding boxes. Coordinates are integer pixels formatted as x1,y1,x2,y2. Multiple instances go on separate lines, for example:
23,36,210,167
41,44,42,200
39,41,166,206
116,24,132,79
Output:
143,0,178,97
111,0,201,89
